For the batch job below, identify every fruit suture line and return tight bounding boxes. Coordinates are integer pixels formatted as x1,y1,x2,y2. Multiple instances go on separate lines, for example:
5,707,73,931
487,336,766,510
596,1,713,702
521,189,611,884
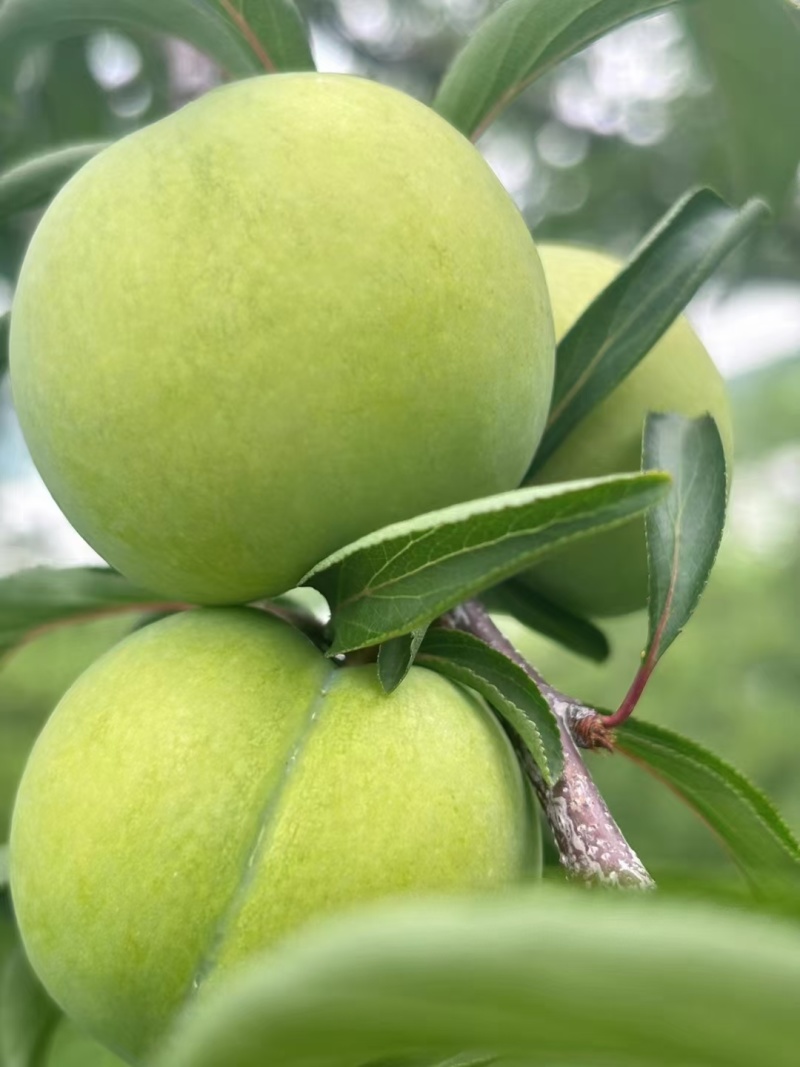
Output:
439,601,654,889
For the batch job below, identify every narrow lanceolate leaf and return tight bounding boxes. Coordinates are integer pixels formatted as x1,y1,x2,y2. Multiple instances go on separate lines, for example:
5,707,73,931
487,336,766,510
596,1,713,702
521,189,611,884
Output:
417,627,562,784
616,719,800,894
0,313,8,380
687,0,800,212
0,567,173,661
483,578,609,662
303,472,670,656
0,941,62,1067
529,189,768,474
0,143,108,225
433,0,675,140
156,889,800,1067
0,0,261,90
213,1,315,72
606,414,727,726
377,627,428,694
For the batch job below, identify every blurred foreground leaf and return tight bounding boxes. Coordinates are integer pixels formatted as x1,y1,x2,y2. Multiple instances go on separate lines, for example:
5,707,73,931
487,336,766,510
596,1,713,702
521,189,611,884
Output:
616,719,800,894
607,414,727,725
212,1,315,72
304,473,670,655
433,0,673,139
687,0,800,212
0,143,108,225
529,190,768,474
417,627,562,784
157,888,800,1067
0,568,172,662
0,0,261,92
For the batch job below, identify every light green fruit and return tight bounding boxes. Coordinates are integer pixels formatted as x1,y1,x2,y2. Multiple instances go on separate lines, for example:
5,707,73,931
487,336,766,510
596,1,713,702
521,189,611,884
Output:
10,73,554,606
523,244,733,618
10,609,537,1063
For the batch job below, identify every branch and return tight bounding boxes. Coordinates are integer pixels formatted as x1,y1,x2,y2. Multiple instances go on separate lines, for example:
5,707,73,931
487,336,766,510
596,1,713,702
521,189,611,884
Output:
440,601,654,890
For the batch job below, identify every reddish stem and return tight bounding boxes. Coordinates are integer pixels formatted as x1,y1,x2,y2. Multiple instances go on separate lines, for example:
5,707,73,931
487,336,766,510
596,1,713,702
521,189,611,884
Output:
218,0,277,74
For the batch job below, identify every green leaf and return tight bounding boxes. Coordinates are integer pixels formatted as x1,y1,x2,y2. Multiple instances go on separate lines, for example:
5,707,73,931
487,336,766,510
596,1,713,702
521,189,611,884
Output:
0,142,108,225
377,626,428,694
615,718,800,894
607,414,727,726
0,845,8,895
0,0,261,90
433,0,677,139
644,413,727,662
0,567,171,662
529,189,769,474
417,627,562,785
482,578,609,662
0,941,62,1067
303,472,670,655
212,1,315,72
155,888,800,1067
686,0,800,212
0,313,8,380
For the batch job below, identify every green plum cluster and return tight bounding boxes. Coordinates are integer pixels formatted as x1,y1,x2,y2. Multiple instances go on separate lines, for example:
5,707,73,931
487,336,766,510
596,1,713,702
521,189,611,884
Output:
9,73,551,1064
7,68,732,1067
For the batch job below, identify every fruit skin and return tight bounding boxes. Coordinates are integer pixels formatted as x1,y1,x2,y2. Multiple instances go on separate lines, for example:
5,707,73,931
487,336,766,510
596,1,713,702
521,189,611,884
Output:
522,244,734,618
10,73,554,606
10,609,538,1062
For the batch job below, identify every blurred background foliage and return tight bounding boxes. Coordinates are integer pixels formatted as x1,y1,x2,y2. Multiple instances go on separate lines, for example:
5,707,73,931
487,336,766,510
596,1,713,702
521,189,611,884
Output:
1,0,799,880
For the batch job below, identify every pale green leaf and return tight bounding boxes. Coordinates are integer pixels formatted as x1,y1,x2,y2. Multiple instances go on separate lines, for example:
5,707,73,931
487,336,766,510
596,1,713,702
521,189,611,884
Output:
157,888,800,1067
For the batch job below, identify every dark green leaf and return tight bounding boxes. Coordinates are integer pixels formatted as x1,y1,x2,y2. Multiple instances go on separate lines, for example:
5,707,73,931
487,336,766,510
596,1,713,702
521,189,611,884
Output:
616,718,800,893
483,578,609,662
0,143,108,225
212,0,315,72
303,473,670,655
644,414,727,661
606,414,727,725
418,627,562,784
0,567,171,662
687,0,800,212
530,189,768,473
155,888,800,1067
433,0,677,139
0,0,261,90
0,313,8,380
0,941,62,1067
377,626,428,694
0,846,8,895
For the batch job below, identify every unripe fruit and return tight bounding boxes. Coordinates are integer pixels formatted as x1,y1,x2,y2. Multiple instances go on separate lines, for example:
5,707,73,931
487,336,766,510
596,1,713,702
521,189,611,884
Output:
10,609,537,1062
10,74,554,606
522,244,734,618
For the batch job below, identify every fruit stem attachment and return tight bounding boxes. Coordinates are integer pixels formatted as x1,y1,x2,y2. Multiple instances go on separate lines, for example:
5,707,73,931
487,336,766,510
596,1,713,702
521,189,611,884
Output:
440,601,654,890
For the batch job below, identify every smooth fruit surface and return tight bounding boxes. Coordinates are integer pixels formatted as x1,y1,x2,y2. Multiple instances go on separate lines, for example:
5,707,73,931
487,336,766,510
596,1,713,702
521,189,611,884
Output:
10,73,554,605
10,609,537,1062
523,244,733,617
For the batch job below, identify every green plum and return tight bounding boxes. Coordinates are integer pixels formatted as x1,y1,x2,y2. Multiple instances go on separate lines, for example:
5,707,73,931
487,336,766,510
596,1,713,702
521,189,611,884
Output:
10,609,538,1063
523,244,733,618
10,73,554,605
